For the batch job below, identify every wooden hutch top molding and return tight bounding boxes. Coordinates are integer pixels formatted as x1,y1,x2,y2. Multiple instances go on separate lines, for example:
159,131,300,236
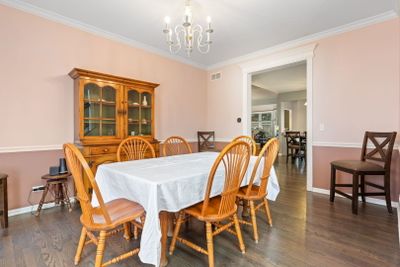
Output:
68,68,160,89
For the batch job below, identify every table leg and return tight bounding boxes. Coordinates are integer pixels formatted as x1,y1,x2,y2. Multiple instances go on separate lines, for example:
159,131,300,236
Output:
159,211,169,267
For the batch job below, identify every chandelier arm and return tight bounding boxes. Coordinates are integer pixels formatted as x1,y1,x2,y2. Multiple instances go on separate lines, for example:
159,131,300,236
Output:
192,24,211,54
169,25,185,54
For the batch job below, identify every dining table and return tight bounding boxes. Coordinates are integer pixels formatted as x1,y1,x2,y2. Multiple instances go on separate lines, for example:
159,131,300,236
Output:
91,151,280,267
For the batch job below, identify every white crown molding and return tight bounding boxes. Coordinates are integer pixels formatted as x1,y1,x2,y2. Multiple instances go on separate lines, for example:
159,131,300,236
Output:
208,10,398,70
313,141,399,150
312,187,399,208
395,0,400,16
0,144,62,153
0,0,206,70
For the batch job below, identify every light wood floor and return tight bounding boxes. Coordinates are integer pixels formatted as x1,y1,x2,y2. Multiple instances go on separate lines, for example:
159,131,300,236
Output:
1,157,399,267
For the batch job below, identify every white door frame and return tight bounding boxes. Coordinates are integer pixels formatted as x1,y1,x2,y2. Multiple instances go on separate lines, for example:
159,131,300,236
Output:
240,43,317,191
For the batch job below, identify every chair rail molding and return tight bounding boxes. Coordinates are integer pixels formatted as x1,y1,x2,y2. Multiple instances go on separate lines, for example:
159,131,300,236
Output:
0,144,63,153
313,141,399,150
240,43,317,192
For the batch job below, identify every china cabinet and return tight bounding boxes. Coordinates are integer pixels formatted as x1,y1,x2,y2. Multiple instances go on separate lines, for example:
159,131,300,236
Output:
69,68,159,193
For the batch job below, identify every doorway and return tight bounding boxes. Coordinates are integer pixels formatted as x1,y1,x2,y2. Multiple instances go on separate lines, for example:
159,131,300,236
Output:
240,44,315,191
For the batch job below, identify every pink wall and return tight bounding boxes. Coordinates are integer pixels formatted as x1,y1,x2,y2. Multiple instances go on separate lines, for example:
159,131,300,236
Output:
206,18,400,198
0,4,207,148
0,4,207,210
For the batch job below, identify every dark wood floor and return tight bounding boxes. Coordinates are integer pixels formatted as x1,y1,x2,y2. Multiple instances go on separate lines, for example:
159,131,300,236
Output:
1,157,399,267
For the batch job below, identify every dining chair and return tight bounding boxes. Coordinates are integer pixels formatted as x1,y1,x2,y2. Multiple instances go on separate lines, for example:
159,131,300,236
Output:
330,131,397,214
64,144,145,267
236,138,280,243
285,131,300,163
232,135,257,156
162,136,192,156
169,141,251,267
117,136,156,162
197,131,216,152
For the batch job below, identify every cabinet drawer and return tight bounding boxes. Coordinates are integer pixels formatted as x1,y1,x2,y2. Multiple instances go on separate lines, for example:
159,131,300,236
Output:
89,145,118,155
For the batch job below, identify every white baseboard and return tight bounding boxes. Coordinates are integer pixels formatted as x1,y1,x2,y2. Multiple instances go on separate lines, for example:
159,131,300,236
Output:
312,187,399,208
8,197,76,217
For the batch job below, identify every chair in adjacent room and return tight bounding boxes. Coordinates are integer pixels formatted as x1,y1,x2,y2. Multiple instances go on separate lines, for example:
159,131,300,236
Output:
197,131,216,152
330,131,397,214
162,136,192,156
236,138,280,243
232,135,257,156
64,143,145,267
284,131,301,163
117,136,156,162
169,141,251,267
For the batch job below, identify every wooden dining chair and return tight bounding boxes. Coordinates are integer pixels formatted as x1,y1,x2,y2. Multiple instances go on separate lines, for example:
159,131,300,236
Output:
232,135,257,156
169,141,251,267
117,136,156,162
197,131,216,152
64,144,145,267
330,131,397,214
236,138,280,243
162,136,192,156
285,131,300,162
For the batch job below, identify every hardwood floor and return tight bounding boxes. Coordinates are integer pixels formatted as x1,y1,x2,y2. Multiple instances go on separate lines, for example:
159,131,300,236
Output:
1,156,399,266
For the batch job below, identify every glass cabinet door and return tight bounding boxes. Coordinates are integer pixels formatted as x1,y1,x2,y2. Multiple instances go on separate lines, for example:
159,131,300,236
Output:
83,82,117,137
141,92,152,136
127,89,140,136
126,89,153,137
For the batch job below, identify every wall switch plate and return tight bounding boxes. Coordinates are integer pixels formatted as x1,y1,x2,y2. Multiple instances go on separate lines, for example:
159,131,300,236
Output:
319,123,325,131
32,185,45,192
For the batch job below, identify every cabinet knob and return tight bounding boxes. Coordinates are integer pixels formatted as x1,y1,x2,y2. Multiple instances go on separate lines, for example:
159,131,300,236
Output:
103,148,109,152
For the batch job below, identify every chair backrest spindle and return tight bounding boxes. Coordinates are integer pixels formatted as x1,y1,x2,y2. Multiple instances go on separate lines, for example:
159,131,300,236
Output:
117,137,156,162
162,136,192,156
232,135,257,156
201,141,251,217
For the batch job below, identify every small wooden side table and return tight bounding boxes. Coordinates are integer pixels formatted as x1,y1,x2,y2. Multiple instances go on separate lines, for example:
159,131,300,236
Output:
35,173,72,216
0,173,8,228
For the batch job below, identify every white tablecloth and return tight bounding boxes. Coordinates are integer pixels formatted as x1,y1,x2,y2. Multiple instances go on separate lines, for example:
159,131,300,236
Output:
92,152,279,266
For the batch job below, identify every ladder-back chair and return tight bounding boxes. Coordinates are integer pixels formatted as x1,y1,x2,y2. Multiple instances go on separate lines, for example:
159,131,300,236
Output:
330,131,397,214
169,141,251,267
197,131,216,152
64,144,145,267
285,131,300,162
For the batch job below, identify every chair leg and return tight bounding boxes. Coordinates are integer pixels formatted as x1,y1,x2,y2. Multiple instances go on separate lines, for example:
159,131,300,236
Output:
242,200,249,217
35,183,50,216
263,199,272,226
233,213,245,254
123,222,131,240
95,231,106,267
205,222,214,267
74,227,87,265
352,174,359,215
330,167,336,202
249,201,259,243
62,182,72,212
169,211,184,255
384,173,393,214
360,175,366,203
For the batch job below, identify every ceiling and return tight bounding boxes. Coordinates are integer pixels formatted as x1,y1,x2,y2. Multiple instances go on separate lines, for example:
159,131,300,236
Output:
252,62,306,102
9,0,398,67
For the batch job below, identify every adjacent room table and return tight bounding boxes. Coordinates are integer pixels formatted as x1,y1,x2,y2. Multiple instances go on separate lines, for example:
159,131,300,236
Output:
92,152,280,266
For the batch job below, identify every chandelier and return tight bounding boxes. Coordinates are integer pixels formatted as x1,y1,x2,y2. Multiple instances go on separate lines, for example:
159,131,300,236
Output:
163,0,213,56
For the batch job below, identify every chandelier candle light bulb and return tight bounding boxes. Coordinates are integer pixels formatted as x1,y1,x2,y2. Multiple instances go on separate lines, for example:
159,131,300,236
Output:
163,0,213,56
